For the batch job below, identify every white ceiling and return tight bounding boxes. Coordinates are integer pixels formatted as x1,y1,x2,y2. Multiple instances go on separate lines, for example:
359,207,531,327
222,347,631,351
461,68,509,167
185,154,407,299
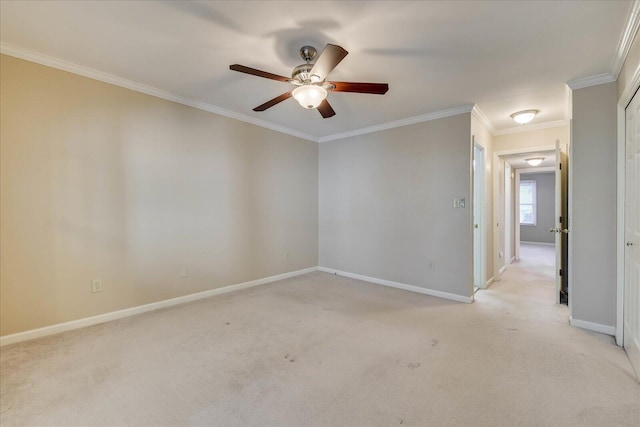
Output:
0,1,633,141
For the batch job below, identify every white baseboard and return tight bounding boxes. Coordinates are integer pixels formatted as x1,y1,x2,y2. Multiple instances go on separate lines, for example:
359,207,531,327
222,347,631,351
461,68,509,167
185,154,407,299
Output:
499,265,507,275
318,267,473,304
485,276,494,288
570,316,616,336
521,241,555,246
0,266,319,347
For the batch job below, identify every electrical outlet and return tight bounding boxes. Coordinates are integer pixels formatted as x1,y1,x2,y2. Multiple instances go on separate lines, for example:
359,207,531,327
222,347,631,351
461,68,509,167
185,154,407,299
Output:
499,251,504,258
91,280,103,293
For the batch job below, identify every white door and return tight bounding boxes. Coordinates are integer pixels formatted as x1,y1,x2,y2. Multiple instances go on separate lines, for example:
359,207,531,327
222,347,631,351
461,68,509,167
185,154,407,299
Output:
473,142,485,288
624,94,640,376
554,140,569,304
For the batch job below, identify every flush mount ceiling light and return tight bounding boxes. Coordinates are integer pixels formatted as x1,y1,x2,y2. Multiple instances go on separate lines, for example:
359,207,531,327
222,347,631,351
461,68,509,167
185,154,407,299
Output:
525,157,545,167
511,109,539,124
292,85,327,109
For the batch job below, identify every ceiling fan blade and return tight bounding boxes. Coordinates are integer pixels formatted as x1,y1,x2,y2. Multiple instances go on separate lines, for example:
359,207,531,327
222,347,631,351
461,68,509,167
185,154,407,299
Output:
253,92,292,111
230,64,292,83
310,44,348,81
317,99,336,118
329,82,389,95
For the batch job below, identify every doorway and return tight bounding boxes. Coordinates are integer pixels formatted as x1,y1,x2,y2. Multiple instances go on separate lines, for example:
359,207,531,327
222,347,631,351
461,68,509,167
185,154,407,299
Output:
515,169,556,277
492,145,568,305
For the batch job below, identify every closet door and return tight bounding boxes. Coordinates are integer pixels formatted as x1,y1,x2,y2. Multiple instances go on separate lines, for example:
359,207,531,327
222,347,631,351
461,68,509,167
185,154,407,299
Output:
624,93,640,377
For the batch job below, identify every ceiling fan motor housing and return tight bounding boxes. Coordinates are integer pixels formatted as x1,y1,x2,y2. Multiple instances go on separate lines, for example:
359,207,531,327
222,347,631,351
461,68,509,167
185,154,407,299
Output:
292,63,314,83
300,45,317,62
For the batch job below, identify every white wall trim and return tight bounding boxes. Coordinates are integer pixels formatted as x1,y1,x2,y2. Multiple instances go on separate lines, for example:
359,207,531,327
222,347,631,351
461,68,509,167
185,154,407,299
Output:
494,120,569,136
485,276,495,288
0,43,319,143
520,241,555,247
318,267,473,303
611,0,640,79
494,145,560,157
519,166,556,174
472,105,496,136
0,266,319,347
317,104,474,143
616,103,626,347
499,265,508,275
566,73,616,91
570,316,616,336
0,43,482,145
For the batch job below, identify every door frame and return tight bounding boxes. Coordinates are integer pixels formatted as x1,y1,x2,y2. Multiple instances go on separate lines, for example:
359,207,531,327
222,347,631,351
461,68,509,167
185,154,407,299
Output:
504,163,513,264
473,140,486,288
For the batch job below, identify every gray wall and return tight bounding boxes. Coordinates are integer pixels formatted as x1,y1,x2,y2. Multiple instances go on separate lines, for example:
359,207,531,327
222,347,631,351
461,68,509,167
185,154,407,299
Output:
319,114,473,299
520,172,555,244
571,81,617,328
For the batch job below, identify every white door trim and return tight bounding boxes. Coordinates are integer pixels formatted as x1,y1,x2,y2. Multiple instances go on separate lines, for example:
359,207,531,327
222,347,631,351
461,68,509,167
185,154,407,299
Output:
473,137,486,288
617,103,626,347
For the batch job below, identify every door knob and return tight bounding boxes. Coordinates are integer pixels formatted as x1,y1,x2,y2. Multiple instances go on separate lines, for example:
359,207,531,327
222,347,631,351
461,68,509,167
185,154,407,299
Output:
474,224,479,229
549,228,556,233
627,242,634,247
562,229,569,234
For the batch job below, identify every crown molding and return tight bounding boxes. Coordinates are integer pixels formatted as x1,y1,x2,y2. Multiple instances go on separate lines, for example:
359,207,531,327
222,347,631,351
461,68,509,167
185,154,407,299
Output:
611,0,640,79
494,119,569,136
0,43,319,143
471,105,496,136
317,104,474,143
566,73,616,90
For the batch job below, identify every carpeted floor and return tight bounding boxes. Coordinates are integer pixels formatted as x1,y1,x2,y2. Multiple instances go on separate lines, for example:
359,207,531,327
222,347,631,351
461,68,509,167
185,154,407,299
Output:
1,255,638,426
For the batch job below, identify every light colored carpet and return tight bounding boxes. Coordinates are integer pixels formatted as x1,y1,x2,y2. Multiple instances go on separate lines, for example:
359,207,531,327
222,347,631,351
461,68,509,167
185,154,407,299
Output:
1,260,639,426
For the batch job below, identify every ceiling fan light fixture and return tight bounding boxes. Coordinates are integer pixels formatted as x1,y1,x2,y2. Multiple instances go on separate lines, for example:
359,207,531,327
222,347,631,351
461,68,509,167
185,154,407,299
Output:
525,157,545,167
292,85,327,109
511,109,539,124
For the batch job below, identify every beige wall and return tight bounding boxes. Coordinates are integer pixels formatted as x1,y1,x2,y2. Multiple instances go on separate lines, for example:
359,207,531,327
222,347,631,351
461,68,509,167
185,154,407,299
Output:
319,114,473,298
0,55,319,336
471,114,494,282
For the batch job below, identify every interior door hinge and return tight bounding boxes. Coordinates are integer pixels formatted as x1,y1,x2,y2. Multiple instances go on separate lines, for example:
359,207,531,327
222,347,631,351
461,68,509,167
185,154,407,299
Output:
559,163,562,170
559,216,562,223
559,269,563,276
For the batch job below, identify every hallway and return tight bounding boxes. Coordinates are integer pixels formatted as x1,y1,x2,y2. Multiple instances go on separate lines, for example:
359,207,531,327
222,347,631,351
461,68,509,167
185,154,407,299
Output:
490,242,557,304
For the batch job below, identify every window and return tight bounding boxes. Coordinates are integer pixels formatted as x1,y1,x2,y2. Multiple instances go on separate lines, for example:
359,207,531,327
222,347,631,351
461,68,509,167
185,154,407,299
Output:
520,180,536,225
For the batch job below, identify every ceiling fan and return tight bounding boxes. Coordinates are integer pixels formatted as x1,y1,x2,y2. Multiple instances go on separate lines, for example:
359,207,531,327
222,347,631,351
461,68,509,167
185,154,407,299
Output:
229,44,389,118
